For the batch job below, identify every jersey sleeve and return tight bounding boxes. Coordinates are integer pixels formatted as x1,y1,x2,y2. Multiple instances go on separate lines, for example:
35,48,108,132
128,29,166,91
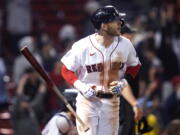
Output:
61,64,78,85
126,40,141,67
61,42,82,72
125,64,141,78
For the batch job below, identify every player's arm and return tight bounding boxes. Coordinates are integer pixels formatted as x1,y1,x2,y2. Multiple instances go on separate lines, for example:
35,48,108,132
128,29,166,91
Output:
110,40,142,120
118,63,141,106
123,39,141,98
61,65,96,98
121,84,142,120
124,41,142,120
125,64,141,81
109,78,142,121
125,64,141,97
61,64,78,85
16,74,29,95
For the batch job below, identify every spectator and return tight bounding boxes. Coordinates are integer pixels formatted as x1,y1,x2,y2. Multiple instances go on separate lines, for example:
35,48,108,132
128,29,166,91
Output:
141,44,163,99
163,119,180,135
157,33,180,80
131,14,147,47
6,0,32,56
40,41,57,73
157,4,180,80
11,95,40,135
13,36,42,84
11,67,47,124
0,9,2,52
58,24,77,54
82,0,101,37
0,57,8,109
162,76,180,125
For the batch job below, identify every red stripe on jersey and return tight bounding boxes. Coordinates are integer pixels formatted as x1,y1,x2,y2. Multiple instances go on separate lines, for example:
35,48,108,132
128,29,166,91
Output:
125,64,141,78
61,65,78,85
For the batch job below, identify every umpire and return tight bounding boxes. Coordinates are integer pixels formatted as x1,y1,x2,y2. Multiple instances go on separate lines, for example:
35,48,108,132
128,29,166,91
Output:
119,23,139,135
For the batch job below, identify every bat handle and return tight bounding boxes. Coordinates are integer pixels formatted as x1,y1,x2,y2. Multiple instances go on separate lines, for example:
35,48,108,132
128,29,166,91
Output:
66,104,89,132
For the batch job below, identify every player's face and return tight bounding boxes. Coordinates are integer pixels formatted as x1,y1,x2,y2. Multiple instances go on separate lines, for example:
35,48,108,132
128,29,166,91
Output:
106,20,121,36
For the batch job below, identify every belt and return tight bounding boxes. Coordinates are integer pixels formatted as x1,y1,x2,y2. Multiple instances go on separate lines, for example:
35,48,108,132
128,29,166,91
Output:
96,92,114,99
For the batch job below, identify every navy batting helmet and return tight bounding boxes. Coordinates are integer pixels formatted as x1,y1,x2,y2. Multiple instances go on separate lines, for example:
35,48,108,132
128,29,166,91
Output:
91,5,125,30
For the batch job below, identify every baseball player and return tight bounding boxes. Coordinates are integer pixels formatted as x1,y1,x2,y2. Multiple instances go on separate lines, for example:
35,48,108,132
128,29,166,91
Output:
60,5,142,135
41,91,78,135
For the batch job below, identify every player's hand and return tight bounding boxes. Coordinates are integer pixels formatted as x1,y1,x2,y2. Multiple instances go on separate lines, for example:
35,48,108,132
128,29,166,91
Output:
73,80,96,99
83,87,96,98
109,79,128,96
132,104,143,121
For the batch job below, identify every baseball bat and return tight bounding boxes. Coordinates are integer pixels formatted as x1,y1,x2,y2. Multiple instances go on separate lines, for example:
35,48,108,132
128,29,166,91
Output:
20,46,89,132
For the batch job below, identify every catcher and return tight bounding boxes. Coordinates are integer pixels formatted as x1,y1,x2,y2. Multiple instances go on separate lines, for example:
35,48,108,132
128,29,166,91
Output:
41,91,78,135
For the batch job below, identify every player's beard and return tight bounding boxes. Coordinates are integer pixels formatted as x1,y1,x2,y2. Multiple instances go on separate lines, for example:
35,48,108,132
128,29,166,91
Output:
106,26,120,37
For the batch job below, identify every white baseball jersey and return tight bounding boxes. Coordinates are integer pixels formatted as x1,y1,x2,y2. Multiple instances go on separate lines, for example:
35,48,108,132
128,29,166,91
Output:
61,33,140,135
61,33,139,91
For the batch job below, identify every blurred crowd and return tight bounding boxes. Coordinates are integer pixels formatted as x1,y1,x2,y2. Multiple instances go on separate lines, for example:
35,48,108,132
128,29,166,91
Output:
0,0,180,135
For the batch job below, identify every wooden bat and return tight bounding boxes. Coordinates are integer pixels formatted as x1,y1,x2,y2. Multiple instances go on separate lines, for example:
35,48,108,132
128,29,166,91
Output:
20,46,89,132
